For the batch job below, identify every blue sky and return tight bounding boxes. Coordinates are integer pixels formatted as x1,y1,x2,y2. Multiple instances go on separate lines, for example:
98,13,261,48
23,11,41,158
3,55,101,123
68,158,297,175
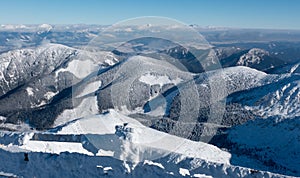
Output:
0,0,299,29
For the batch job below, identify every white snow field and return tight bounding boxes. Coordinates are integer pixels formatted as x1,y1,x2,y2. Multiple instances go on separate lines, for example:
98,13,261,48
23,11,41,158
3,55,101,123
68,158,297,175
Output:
0,109,291,178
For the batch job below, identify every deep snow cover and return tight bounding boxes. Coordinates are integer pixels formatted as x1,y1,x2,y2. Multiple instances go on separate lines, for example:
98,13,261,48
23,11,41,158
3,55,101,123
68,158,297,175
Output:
0,110,291,178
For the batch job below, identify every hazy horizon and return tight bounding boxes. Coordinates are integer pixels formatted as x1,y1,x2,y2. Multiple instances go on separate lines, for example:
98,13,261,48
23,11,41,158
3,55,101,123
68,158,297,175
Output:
1,0,300,30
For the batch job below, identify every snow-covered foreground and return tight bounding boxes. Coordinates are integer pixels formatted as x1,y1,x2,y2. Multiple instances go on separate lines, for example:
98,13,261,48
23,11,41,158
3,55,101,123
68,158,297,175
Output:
56,109,231,164
0,110,291,177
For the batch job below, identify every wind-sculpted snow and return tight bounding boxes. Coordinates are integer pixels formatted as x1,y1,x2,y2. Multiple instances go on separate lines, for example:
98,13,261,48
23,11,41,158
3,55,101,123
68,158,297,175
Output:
0,148,287,178
0,110,291,178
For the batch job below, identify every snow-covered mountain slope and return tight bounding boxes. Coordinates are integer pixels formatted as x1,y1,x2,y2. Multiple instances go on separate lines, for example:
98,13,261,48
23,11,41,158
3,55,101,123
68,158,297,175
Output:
0,48,280,132
0,43,287,139
0,43,115,97
0,43,117,129
0,41,286,132
90,55,278,139
212,66,276,94
0,110,291,178
286,62,300,74
97,55,276,113
228,73,300,118
212,71,300,176
144,66,278,124
228,116,300,176
0,43,77,97
269,62,300,74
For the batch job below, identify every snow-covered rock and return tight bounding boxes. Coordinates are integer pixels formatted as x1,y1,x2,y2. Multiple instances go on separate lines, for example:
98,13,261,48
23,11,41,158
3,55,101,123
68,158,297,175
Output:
235,48,284,71
237,48,269,66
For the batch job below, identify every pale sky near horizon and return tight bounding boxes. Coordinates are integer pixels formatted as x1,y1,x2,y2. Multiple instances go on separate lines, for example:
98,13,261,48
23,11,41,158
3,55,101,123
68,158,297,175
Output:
0,0,299,29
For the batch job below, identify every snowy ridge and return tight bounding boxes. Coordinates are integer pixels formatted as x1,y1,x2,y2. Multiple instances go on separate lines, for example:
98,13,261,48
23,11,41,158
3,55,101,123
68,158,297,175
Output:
0,109,291,177
229,73,300,118
209,66,277,95
56,109,231,164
